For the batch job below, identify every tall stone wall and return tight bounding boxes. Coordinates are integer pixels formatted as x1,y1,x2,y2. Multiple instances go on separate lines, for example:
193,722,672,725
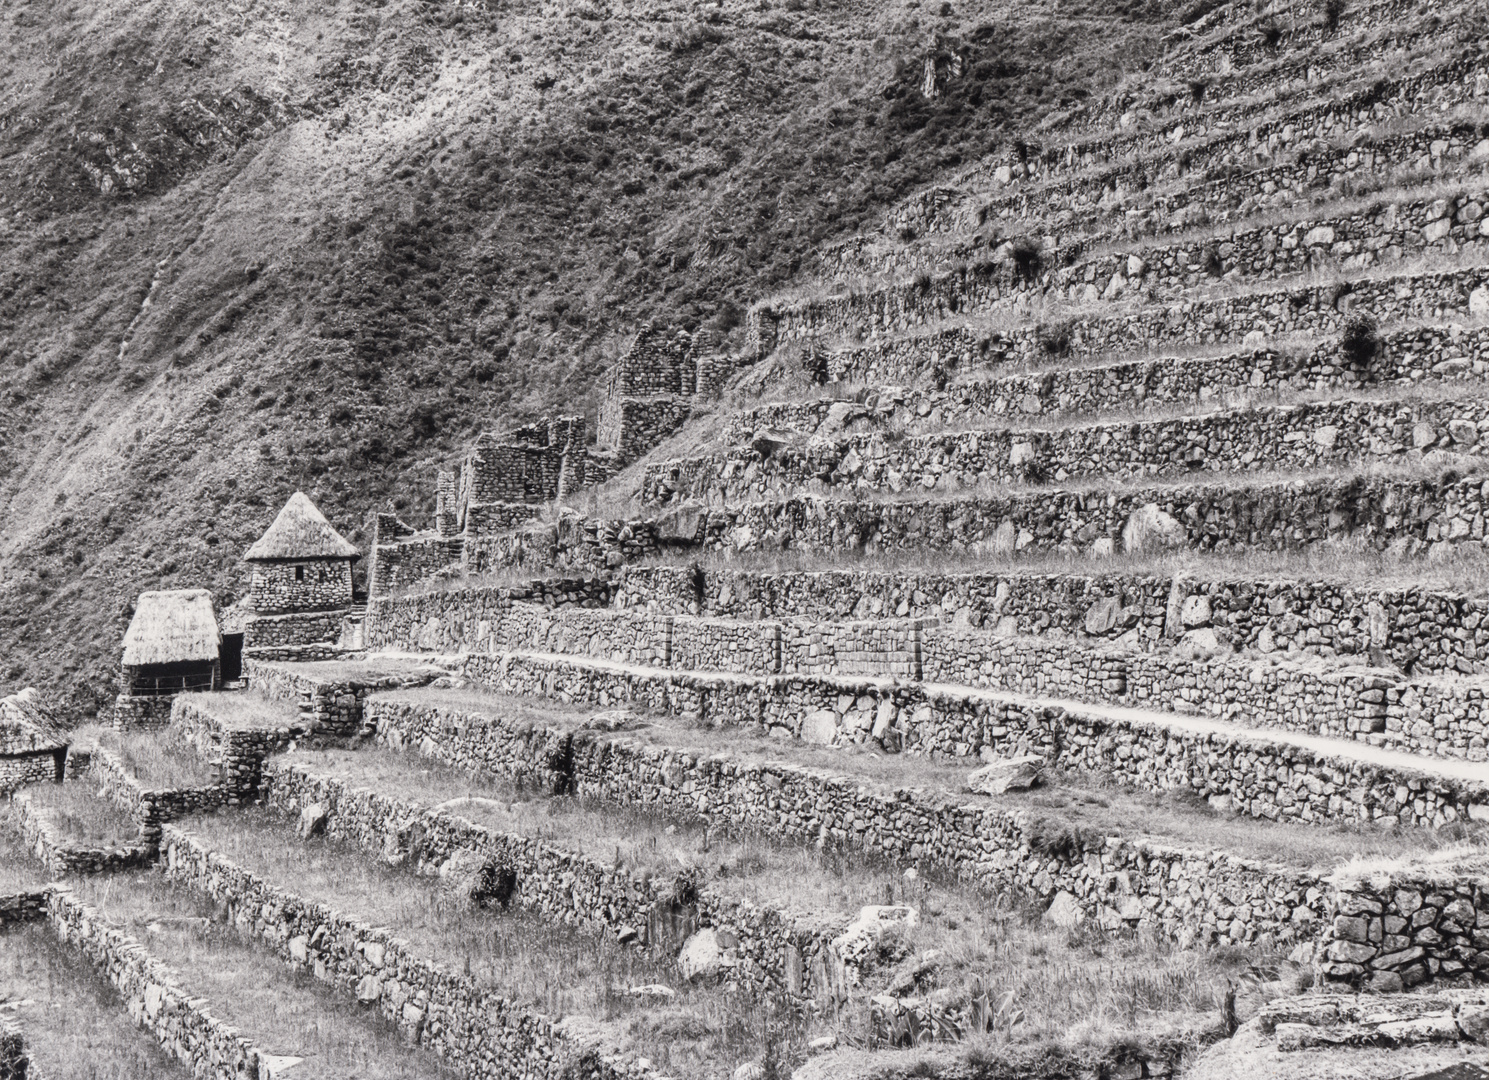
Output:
646,396,1489,504
244,609,346,649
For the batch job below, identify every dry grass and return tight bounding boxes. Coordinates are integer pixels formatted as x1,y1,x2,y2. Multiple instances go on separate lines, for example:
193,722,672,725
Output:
67,869,462,1079
19,781,140,848
0,921,192,1079
262,656,454,682
366,682,1489,875
193,772,1293,1073
73,724,216,789
175,689,300,731
0,816,42,895
178,807,825,1079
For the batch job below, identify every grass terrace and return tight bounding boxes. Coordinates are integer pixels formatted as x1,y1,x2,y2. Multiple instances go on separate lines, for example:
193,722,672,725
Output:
74,724,216,789
0,817,42,895
67,869,462,1079
372,686,1489,876
17,781,142,849
180,805,817,1078
177,688,301,730
0,922,191,1080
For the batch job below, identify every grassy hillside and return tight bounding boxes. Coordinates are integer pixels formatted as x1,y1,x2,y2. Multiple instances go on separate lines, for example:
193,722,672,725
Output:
0,0,1176,713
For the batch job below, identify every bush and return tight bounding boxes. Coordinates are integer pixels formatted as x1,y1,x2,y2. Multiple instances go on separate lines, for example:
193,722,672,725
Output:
1322,0,1345,31
1340,312,1382,367
1010,238,1044,284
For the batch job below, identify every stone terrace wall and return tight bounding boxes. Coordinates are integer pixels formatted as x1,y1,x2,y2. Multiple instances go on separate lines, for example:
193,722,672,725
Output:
110,694,175,731
159,827,655,1080
89,746,226,840
466,650,1489,828
13,792,152,877
364,576,617,651
1315,867,1489,990
264,760,850,1001
615,565,1489,677
169,695,311,799
368,533,464,597
0,889,48,928
768,253,1489,354
644,396,1489,504
366,696,1329,949
375,585,1487,760
507,472,1489,578
0,750,64,796
48,887,270,1078
736,322,1489,439
245,609,345,650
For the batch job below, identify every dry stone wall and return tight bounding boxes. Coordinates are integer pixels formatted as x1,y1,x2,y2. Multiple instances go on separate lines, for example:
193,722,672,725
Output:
47,887,271,1078
646,396,1489,504
244,609,345,649
110,694,174,731
1314,868,1489,990
89,746,225,841
12,791,152,877
249,560,353,616
168,695,312,799
737,323,1489,438
464,650,1489,828
369,585,1489,761
366,696,1329,950
159,827,657,1080
264,760,851,1002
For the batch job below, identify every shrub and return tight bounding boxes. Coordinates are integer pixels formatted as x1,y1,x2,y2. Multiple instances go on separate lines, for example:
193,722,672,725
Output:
1259,21,1284,48
1037,319,1073,357
1340,312,1382,367
1010,238,1044,283
1323,0,1345,31
1201,245,1224,277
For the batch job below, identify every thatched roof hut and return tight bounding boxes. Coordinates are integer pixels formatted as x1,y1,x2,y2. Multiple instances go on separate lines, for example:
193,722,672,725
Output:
244,492,359,562
0,688,63,755
122,590,221,666
121,589,221,695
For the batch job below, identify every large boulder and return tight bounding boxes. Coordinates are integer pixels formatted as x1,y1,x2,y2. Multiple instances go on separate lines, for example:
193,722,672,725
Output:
437,849,511,908
297,804,329,840
800,709,838,745
830,905,919,972
966,755,1044,795
678,927,737,983
1043,891,1086,930
1122,503,1184,554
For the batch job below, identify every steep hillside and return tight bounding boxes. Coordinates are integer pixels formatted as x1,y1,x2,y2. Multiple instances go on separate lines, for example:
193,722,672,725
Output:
0,0,1174,712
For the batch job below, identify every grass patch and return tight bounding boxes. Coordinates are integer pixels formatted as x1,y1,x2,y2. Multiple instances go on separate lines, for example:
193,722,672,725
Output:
73,724,216,789
0,921,191,1079
179,806,820,1078
0,816,42,895
66,869,462,1079
175,689,301,731
19,782,140,848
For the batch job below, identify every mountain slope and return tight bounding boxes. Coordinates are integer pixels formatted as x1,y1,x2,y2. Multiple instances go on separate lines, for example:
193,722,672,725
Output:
0,0,1175,712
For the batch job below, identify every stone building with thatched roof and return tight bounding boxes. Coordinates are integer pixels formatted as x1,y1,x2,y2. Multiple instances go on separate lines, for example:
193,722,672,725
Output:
241,491,360,652
0,687,67,792
120,588,222,697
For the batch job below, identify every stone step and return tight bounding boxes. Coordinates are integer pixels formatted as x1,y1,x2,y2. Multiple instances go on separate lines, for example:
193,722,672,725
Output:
731,322,1489,439
382,594,1489,763
456,648,1489,829
643,395,1489,505
763,262,1489,375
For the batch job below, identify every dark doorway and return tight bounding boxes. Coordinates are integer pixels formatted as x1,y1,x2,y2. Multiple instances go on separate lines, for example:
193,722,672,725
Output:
220,633,244,683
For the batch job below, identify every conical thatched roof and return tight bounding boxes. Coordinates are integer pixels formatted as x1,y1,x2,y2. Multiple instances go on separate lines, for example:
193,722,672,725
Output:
244,491,359,562
121,589,221,667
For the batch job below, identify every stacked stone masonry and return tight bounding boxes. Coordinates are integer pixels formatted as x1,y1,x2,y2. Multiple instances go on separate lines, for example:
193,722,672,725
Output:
462,649,1489,829
733,323,1489,438
159,826,657,1080
264,759,854,1002
644,396,1489,504
367,696,1332,952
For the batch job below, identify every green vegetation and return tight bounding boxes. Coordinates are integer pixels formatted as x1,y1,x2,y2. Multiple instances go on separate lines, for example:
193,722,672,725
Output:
74,724,216,788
